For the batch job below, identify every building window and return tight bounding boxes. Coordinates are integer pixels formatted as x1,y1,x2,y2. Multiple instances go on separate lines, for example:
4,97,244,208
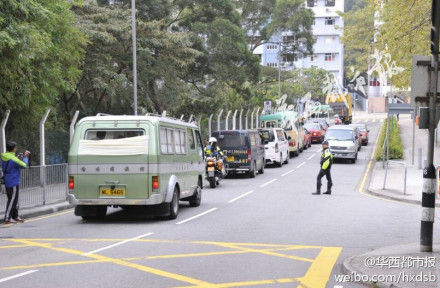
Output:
325,0,335,6
325,17,335,25
267,62,278,67
324,53,335,61
306,0,317,7
267,44,278,50
282,36,295,43
283,54,297,62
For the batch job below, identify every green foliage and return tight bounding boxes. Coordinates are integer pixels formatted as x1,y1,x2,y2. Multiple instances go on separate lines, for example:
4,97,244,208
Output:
340,1,374,80
376,117,404,161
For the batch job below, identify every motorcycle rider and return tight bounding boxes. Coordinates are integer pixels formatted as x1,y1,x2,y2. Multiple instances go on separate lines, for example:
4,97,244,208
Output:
204,137,224,159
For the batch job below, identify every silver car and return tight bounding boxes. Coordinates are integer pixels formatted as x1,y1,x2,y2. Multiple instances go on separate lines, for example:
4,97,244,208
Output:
325,126,359,163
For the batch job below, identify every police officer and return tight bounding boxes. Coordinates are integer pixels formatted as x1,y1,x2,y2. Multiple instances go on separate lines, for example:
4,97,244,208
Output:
313,140,333,195
204,137,224,158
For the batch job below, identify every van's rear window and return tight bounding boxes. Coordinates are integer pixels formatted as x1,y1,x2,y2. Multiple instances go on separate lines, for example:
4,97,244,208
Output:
217,133,246,147
85,129,145,140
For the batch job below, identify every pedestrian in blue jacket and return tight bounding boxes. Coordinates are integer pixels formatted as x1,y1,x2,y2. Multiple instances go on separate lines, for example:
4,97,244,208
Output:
1,141,29,224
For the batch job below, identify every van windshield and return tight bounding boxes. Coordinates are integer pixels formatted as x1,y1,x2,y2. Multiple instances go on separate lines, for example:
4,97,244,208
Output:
217,133,247,148
85,130,145,140
325,129,354,141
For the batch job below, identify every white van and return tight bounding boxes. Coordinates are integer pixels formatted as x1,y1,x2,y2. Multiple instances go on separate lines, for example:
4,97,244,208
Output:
258,128,289,167
325,125,359,163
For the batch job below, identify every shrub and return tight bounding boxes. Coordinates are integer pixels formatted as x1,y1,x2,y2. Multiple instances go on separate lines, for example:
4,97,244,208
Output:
375,117,404,161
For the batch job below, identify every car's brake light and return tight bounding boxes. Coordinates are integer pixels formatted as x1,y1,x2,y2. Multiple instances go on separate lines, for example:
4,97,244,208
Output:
68,176,74,190
152,176,159,190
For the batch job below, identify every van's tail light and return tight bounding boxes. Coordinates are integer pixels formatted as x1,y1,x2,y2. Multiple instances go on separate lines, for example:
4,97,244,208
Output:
247,149,251,161
152,176,159,190
207,161,215,166
289,141,296,147
69,176,74,190
275,143,279,153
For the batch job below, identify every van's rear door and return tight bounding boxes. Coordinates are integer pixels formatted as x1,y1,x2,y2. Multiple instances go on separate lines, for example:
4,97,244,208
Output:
74,121,152,200
216,131,249,168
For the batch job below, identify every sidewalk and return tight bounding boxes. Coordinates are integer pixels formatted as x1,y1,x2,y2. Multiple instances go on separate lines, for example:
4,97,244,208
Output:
367,114,440,206
343,243,439,288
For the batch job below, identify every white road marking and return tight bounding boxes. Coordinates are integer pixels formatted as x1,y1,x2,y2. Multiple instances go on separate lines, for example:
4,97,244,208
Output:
296,162,306,169
228,190,255,203
176,208,218,225
0,270,38,283
281,169,295,177
260,179,278,188
307,154,315,160
84,232,154,255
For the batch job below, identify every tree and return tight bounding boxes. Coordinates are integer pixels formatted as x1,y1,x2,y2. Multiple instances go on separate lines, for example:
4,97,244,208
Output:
235,0,315,58
0,0,85,160
340,1,374,81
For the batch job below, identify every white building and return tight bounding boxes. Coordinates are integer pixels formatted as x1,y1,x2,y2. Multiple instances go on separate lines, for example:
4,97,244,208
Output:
253,0,345,86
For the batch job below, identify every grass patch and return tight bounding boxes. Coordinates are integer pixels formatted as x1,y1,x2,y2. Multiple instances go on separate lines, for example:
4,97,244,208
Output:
375,117,404,161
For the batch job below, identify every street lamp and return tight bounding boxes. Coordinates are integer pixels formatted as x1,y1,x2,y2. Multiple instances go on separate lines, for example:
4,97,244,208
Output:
131,0,138,115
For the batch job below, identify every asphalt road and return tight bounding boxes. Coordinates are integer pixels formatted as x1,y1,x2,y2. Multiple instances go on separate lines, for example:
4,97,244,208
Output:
1,117,438,288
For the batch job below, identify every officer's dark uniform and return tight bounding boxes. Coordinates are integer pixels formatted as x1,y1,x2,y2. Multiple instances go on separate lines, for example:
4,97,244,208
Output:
313,142,333,195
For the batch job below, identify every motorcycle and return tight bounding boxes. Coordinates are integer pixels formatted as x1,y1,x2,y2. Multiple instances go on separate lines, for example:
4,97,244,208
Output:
205,153,226,188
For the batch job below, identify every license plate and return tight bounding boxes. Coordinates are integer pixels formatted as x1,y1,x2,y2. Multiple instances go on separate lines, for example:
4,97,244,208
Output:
226,156,235,162
100,187,125,197
207,167,215,172
208,171,215,177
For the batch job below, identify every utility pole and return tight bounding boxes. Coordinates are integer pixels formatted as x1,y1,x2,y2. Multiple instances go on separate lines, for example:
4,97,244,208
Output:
131,0,138,115
420,0,440,252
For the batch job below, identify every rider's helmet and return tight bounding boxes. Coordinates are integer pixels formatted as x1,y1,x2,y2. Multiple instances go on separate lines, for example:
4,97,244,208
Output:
209,137,217,143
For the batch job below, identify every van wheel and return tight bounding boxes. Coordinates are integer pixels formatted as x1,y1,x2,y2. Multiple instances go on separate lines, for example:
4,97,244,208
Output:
299,145,304,153
276,154,283,167
284,152,289,164
189,180,202,207
308,141,312,148
77,205,107,220
293,150,299,157
168,187,179,219
249,161,257,178
258,160,265,174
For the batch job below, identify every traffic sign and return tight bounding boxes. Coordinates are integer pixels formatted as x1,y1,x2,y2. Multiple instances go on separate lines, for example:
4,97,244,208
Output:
410,55,440,106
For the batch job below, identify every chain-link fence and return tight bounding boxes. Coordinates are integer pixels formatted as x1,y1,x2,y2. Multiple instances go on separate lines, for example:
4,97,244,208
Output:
0,164,68,215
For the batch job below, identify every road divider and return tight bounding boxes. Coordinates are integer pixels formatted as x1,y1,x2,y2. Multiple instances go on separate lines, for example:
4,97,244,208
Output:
260,179,278,188
0,270,38,283
228,190,255,203
84,232,154,256
176,208,218,225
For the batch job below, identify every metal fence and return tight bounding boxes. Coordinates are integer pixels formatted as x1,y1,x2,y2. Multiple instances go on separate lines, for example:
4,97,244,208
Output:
0,164,68,214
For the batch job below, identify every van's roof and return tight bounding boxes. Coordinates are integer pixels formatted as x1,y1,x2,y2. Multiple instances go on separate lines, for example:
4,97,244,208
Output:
213,130,258,134
77,114,198,129
327,125,355,131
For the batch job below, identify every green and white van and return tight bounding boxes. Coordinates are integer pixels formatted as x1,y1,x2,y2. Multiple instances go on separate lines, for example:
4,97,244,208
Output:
68,114,205,220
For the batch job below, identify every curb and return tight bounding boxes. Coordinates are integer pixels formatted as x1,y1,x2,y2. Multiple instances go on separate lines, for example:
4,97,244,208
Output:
2,201,74,223
342,255,403,288
366,188,440,208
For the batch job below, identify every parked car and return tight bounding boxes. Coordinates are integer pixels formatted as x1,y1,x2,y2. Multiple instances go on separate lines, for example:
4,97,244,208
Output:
325,125,359,163
258,128,289,167
212,130,265,178
303,128,312,149
304,122,326,143
68,114,204,220
352,123,369,145
309,118,329,131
